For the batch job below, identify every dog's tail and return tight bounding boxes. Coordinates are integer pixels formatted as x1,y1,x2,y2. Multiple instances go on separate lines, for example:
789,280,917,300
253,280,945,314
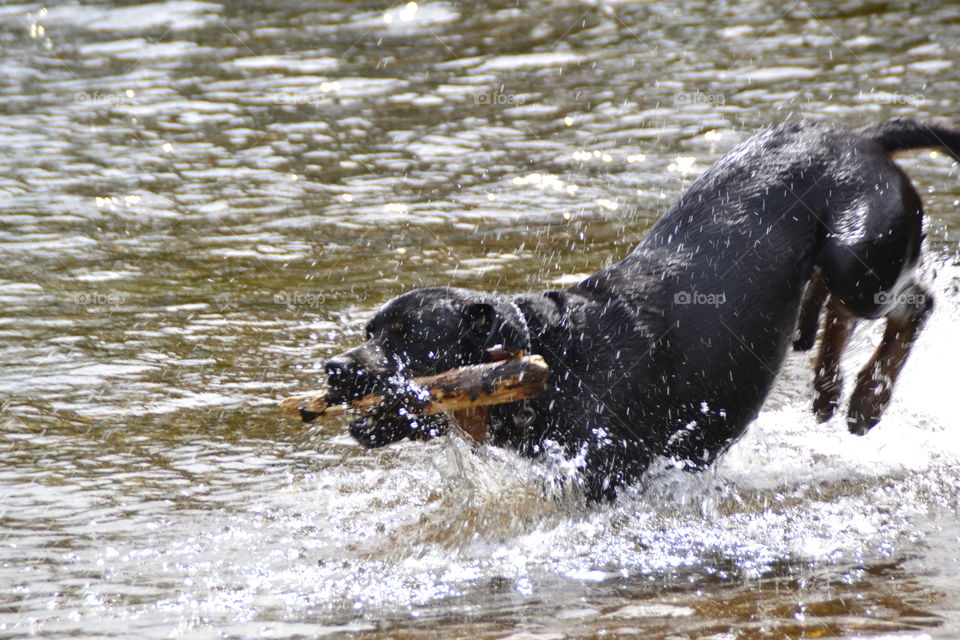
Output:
860,118,960,162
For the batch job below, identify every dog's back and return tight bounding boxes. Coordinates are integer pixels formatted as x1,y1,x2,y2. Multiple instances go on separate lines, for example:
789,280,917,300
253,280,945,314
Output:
574,120,960,466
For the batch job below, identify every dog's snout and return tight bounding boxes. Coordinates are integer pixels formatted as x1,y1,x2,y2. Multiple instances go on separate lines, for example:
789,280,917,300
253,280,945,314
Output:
323,346,390,402
325,355,358,386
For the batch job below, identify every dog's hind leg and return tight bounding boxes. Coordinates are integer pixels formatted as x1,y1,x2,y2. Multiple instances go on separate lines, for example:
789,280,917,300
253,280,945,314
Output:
794,267,829,352
814,148,928,430
795,267,852,422
812,296,855,423
847,282,933,435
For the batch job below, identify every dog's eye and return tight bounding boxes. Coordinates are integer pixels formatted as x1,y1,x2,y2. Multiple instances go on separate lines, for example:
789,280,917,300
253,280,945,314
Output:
389,321,405,334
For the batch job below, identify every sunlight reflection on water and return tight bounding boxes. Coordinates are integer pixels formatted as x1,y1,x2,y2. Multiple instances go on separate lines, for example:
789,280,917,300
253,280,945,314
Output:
0,0,959,637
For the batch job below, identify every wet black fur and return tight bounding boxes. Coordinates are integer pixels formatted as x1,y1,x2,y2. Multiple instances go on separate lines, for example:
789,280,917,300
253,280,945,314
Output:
322,119,960,501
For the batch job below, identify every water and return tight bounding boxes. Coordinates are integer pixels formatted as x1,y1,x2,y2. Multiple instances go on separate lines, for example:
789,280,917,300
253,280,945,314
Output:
2,0,960,637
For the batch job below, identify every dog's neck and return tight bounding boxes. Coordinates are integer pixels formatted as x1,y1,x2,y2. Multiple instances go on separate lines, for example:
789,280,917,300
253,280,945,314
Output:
510,291,573,353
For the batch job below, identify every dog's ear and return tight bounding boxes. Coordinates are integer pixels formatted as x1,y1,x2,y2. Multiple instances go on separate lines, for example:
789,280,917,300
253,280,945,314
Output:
466,302,495,339
466,300,529,353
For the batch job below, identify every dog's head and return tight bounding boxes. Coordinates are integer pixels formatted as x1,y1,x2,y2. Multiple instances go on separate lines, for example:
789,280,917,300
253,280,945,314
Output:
324,287,530,446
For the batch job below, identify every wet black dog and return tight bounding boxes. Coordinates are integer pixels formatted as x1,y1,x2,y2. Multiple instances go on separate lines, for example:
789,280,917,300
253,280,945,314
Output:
317,119,959,501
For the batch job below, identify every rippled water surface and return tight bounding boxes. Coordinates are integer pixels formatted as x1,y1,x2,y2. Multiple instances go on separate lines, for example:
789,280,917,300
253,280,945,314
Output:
2,1,960,638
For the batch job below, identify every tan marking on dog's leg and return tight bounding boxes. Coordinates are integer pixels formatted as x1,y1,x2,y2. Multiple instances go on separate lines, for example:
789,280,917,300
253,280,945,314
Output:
813,296,854,423
847,285,933,435
794,267,828,352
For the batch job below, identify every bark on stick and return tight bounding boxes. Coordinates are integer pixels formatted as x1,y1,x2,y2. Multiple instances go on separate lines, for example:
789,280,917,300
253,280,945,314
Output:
279,355,550,422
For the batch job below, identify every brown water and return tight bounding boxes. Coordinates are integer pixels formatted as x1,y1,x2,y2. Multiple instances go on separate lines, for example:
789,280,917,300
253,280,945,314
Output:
2,1,960,638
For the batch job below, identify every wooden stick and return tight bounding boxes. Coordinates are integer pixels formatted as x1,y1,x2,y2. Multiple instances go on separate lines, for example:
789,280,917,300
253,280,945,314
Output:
279,355,550,421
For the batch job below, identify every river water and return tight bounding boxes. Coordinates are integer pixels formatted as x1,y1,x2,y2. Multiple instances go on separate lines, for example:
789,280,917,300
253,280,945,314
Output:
2,1,960,638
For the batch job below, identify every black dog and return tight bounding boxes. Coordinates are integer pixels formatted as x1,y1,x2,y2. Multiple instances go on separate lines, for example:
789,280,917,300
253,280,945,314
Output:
317,119,960,501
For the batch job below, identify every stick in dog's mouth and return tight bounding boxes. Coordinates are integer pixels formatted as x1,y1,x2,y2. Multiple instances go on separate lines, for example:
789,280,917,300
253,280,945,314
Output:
279,355,551,441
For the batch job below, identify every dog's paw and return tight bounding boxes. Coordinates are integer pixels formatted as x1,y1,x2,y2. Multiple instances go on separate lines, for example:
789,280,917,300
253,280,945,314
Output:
846,410,880,436
846,370,891,436
793,312,821,352
812,367,842,423
793,328,818,352
813,391,839,423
